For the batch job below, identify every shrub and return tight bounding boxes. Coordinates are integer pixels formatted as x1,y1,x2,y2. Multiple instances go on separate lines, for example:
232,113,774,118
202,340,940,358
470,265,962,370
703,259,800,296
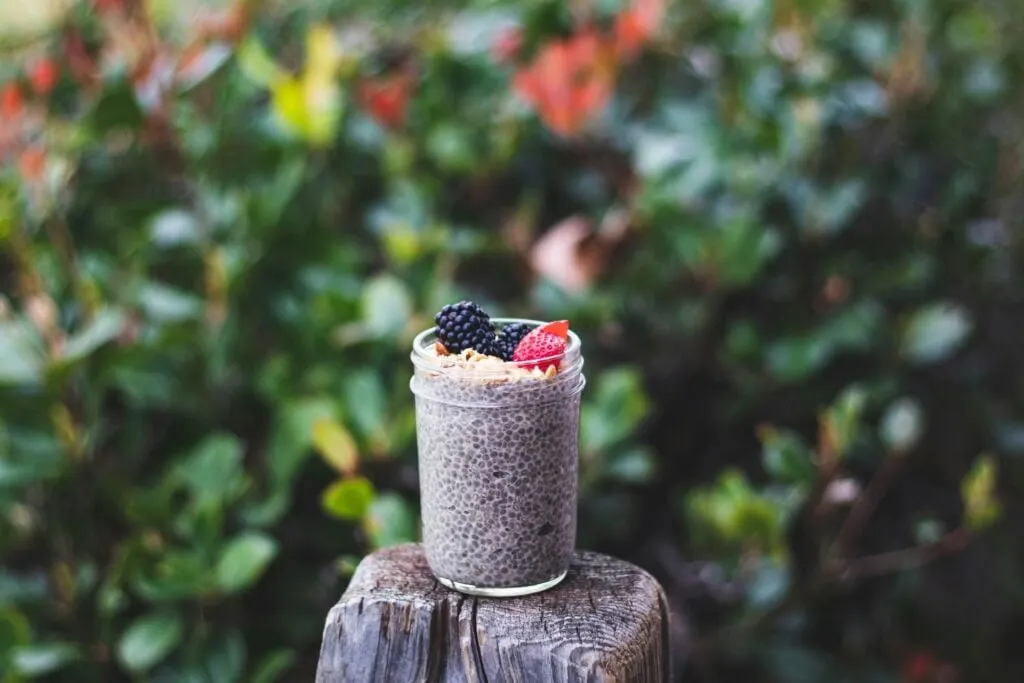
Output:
0,0,1021,681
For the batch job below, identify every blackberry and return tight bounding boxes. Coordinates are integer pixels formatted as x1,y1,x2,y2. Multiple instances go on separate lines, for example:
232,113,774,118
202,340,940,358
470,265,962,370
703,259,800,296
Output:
493,322,531,361
434,301,496,354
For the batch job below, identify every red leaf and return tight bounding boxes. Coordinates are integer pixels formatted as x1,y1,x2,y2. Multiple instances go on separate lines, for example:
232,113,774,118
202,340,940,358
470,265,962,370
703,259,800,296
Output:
512,29,616,137
613,0,665,60
1,83,24,120
358,73,413,129
17,147,46,182
28,58,59,95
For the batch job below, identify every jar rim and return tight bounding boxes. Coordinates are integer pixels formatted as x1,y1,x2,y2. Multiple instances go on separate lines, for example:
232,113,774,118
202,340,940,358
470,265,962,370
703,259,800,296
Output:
410,317,583,375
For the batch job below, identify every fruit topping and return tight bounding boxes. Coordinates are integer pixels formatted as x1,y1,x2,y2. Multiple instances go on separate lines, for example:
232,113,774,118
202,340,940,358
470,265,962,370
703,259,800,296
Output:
493,322,531,361
538,319,569,337
512,319,569,371
434,301,496,354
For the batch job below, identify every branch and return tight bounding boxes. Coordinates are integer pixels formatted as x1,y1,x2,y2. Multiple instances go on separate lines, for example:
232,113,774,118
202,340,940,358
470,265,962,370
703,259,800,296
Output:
828,452,906,564
829,528,971,582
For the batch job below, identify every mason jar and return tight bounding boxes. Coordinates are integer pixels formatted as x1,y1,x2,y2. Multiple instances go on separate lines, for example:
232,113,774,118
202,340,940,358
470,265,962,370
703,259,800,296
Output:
409,318,585,597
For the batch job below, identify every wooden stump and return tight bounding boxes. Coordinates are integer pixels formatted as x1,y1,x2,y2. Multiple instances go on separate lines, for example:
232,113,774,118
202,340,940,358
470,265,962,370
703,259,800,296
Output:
316,543,672,683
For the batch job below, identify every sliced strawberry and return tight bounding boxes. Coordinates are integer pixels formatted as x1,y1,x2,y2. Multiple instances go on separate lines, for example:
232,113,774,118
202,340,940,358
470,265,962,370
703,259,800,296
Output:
539,319,569,339
513,322,569,371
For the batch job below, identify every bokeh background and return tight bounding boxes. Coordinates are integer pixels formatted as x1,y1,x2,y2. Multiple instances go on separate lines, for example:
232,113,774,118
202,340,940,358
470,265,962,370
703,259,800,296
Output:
1,0,1022,681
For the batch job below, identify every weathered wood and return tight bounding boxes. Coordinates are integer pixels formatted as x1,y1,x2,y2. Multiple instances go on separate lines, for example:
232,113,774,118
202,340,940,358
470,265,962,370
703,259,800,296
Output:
316,542,672,683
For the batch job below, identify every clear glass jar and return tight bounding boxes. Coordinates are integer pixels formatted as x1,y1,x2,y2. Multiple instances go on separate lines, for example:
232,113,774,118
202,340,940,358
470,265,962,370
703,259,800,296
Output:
409,319,585,596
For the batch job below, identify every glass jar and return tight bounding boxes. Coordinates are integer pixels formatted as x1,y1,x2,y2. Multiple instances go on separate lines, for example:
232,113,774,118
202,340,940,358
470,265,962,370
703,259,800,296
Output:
409,319,585,596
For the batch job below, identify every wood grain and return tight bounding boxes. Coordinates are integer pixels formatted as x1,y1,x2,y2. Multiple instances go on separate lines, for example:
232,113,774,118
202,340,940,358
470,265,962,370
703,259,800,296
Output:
316,543,672,682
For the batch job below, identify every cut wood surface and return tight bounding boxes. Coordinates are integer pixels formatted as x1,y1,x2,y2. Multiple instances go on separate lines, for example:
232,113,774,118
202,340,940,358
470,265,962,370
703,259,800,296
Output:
316,542,672,683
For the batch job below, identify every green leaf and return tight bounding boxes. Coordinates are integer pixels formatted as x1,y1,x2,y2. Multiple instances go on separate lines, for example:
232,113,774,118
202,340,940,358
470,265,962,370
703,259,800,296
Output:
265,398,336,489
249,649,296,683
0,570,48,605
716,218,781,286
196,630,246,683
150,209,201,247
90,83,145,131
879,397,924,454
825,385,867,458
0,321,44,385
362,492,416,548
116,612,184,673
253,158,307,228
342,370,388,441
961,455,1001,532
10,642,80,676
426,123,476,172
321,476,375,521
606,447,657,484
765,336,828,382
60,308,124,363
761,428,816,485
311,417,358,475
215,532,279,594
237,37,285,86
0,607,31,650
132,550,214,602
901,303,972,363
361,275,412,338
746,562,789,609
176,434,246,506
136,282,205,323
581,367,650,452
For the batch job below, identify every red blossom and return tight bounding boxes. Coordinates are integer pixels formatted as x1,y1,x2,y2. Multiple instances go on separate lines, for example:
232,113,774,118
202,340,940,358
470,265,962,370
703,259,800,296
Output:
613,0,665,60
513,28,616,137
1,83,24,119
357,72,414,129
28,58,59,95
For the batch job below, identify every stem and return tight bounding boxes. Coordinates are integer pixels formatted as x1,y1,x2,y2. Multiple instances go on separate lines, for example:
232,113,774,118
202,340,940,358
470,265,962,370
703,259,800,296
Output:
44,216,95,320
829,452,906,564
830,528,971,582
697,527,972,656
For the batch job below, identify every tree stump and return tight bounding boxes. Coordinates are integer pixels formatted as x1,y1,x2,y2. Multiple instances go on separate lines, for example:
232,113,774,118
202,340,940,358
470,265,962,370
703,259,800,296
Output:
316,543,672,682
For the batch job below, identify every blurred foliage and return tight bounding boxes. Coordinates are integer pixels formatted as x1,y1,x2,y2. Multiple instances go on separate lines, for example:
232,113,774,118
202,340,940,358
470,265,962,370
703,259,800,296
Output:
1,0,1023,681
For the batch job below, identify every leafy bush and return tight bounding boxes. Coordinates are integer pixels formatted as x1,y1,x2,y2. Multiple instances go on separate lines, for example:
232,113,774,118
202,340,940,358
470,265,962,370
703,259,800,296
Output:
0,0,1021,681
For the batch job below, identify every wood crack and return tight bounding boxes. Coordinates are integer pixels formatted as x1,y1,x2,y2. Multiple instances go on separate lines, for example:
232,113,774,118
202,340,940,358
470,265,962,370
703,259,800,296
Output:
469,597,490,683
425,595,447,682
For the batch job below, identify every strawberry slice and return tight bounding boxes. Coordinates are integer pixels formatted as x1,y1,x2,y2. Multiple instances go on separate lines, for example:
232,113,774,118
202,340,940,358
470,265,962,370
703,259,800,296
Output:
513,320,569,371
538,319,569,338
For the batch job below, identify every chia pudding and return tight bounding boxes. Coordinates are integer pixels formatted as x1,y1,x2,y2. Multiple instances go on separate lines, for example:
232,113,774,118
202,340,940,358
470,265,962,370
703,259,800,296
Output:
409,318,585,596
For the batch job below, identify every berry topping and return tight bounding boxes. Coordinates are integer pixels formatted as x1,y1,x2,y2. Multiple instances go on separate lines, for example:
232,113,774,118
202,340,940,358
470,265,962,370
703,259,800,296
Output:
434,301,496,354
538,319,569,338
493,322,531,361
512,320,569,371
